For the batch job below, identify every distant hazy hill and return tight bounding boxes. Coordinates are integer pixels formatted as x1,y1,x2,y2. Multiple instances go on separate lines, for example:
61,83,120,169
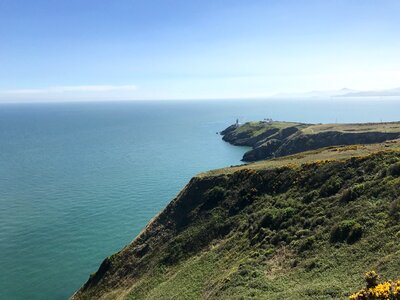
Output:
274,87,400,98
274,88,358,98
339,87,400,97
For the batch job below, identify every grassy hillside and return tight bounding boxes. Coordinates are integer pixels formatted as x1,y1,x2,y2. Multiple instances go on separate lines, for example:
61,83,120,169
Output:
221,121,400,161
302,122,400,134
221,121,304,144
72,141,400,299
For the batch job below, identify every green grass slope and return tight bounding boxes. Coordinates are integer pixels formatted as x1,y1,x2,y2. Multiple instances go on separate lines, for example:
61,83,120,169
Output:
221,121,400,161
72,142,400,300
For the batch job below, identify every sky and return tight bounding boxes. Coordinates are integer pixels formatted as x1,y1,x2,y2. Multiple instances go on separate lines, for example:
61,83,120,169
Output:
0,0,400,102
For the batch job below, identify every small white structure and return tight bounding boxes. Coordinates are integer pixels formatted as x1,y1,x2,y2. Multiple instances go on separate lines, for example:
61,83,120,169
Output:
235,118,240,128
261,118,273,124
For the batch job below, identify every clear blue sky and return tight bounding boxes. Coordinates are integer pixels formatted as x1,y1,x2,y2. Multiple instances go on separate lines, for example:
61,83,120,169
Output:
1,0,399,101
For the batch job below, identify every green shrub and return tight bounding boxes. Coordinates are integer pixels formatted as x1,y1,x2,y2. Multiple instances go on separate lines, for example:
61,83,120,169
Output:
389,199,400,221
206,186,226,201
388,162,400,176
320,176,343,197
296,229,311,238
298,236,316,252
330,220,363,243
340,184,364,203
202,186,226,209
275,229,291,244
303,190,319,203
312,216,326,227
340,188,356,203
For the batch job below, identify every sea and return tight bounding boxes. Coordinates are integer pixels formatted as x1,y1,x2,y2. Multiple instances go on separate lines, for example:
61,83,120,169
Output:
1,98,400,299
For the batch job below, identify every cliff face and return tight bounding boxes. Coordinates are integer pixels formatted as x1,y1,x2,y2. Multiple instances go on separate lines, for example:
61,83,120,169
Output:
72,143,400,299
221,121,400,161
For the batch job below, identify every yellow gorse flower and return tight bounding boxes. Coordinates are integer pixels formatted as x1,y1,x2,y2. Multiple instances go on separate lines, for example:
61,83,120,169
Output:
350,272,400,300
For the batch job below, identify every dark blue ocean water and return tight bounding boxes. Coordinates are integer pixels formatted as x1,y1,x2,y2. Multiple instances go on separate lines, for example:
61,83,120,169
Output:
1,98,400,299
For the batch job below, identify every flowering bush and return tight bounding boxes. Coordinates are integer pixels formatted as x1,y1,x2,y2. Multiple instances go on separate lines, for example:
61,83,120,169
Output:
350,271,400,299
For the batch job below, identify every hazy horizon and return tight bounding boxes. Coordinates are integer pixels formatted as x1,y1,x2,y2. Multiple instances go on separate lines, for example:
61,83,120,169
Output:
1,0,400,102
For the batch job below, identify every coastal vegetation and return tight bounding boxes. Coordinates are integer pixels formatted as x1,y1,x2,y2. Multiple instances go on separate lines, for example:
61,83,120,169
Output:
72,141,400,299
350,271,400,299
221,121,400,161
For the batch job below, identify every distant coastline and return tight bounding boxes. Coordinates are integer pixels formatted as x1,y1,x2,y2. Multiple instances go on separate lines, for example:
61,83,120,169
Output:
221,120,400,161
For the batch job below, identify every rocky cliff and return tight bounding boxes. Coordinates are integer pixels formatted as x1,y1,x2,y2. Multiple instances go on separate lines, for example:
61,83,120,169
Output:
221,121,400,161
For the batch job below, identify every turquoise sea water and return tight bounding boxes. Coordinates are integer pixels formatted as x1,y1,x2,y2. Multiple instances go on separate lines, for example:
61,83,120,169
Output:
1,98,400,299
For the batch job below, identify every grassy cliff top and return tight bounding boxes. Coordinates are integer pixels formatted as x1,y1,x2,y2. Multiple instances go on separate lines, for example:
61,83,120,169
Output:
233,121,303,138
201,140,400,177
302,122,400,134
234,120,400,135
